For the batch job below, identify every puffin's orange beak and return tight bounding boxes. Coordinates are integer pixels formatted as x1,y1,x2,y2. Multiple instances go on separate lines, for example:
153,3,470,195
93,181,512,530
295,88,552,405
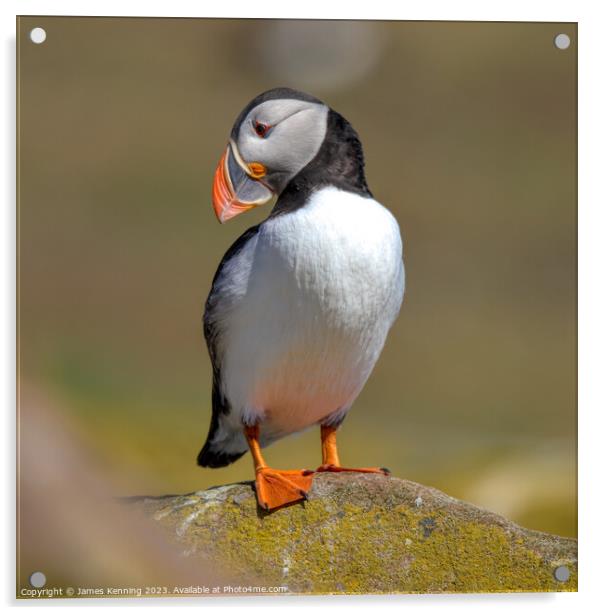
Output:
212,142,273,223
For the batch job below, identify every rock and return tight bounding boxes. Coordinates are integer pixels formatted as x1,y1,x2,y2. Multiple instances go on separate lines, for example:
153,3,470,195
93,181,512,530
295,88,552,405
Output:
129,473,577,594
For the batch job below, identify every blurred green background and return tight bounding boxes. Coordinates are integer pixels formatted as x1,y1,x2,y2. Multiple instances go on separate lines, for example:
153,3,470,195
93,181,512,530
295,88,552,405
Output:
18,17,576,546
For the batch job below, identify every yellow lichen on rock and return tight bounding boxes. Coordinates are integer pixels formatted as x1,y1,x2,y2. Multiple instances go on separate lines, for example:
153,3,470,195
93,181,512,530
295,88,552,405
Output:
135,474,577,594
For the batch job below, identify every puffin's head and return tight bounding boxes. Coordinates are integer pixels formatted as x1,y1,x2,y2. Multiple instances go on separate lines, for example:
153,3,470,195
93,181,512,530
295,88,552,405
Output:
212,88,328,223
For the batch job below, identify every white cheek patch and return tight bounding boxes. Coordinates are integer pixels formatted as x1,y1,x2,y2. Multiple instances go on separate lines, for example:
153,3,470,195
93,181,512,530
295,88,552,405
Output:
237,99,328,182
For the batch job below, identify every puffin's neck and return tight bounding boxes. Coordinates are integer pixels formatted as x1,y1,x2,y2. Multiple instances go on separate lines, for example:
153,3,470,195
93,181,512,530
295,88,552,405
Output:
271,109,372,216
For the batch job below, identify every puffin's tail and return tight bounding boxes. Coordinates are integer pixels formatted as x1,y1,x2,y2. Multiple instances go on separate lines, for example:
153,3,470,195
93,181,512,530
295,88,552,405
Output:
197,378,248,468
197,441,246,469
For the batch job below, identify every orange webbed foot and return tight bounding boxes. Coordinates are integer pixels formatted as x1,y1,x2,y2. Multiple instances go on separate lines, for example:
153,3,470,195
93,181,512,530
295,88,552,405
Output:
315,464,391,476
254,467,315,511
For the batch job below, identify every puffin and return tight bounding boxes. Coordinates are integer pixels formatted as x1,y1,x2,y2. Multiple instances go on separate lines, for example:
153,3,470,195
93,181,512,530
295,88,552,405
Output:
197,87,405,511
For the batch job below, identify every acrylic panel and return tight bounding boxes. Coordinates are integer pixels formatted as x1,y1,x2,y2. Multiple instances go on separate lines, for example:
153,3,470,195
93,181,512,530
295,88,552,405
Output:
17,16,577,597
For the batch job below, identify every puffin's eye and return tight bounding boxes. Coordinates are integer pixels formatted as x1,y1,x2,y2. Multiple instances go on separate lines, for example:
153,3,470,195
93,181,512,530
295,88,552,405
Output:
253,120,271,138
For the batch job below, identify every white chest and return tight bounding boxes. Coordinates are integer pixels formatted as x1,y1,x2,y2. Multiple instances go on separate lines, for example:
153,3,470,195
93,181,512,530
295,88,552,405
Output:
218,187,405,436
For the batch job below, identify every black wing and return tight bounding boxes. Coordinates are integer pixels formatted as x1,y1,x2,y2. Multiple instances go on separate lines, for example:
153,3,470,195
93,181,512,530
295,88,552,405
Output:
196,224,260,468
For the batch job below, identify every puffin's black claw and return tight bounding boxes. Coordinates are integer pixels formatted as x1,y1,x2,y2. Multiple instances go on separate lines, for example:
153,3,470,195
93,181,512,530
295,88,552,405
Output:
261,501,270,511
380,467,391,476
299,489,309,499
